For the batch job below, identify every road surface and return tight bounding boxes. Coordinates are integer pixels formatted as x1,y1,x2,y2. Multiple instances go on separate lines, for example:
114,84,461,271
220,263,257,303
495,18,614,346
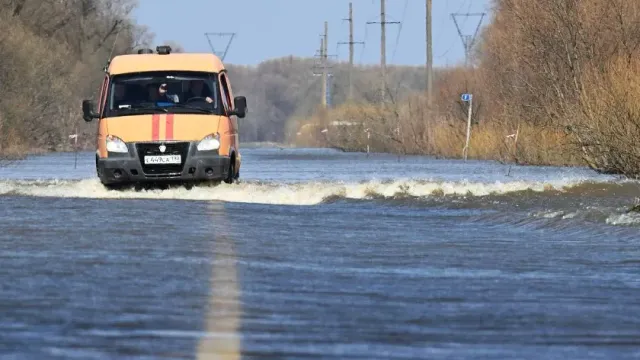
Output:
1,147,639,359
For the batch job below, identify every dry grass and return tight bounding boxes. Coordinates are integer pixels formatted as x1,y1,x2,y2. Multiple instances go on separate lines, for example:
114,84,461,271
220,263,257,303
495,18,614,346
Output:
475,0,640,173
289,98,581,166
567,57,640,177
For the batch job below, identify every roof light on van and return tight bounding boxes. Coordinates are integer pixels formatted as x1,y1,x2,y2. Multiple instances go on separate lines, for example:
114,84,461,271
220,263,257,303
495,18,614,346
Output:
137,48,154,54
156,45,172,55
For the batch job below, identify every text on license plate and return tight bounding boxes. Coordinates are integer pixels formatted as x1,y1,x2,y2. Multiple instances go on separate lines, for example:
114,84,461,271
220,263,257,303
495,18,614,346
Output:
144,155,181,164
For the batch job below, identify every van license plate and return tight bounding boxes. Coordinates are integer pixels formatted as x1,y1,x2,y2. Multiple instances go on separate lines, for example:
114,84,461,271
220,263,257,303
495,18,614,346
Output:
144,155,181,164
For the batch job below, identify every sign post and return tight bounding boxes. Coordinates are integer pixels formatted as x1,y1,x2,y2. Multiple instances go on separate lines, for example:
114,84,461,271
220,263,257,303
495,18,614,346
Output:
69,129,78,169
461,93,473,161
364,128,371,155
326,73,333,108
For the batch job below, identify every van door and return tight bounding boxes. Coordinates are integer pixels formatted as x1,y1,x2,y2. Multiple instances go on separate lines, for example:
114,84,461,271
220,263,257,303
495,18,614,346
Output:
96,75,109,156
97,74,109,116
219,72,238,152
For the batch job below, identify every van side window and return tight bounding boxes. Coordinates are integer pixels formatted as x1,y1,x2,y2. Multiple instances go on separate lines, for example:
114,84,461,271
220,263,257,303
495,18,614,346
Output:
97,75,109,116
220,73,233,112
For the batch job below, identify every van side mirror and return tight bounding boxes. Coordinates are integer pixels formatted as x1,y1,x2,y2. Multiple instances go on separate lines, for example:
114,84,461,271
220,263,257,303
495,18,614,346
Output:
82,100,98,122
230,96,247,118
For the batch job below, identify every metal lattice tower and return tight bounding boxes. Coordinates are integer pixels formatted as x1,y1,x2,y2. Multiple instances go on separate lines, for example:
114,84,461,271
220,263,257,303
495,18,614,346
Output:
204,32,236,61
451,13,486,67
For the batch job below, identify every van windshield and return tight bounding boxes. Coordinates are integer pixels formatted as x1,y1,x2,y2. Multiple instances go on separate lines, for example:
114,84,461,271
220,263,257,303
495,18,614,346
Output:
104,71,223,116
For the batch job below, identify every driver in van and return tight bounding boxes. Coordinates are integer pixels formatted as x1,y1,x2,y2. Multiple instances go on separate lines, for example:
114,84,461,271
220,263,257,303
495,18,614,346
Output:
184,80,213,103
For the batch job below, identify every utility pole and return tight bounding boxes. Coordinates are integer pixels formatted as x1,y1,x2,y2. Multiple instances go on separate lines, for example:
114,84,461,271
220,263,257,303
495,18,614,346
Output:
322,21,328,108
348,2,355,100
366,0,400,103
338,2,365,101
451,13,486,67
313,23,336,109
426,0,433,107
204,32,236,60
380,0,386,102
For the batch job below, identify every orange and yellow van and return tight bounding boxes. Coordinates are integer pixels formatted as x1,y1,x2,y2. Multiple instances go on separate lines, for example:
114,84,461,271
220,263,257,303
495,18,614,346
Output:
81,45,247,189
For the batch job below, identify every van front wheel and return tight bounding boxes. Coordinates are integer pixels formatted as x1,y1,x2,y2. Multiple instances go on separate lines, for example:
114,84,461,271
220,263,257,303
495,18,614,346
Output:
95,156,102,178
224,157,236,184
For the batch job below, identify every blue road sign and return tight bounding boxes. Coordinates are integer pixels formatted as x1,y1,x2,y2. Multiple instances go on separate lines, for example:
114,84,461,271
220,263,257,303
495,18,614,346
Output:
461,93,472,102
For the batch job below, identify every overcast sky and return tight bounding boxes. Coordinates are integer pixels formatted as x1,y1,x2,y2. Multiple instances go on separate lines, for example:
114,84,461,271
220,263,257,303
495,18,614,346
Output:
134,0,492,68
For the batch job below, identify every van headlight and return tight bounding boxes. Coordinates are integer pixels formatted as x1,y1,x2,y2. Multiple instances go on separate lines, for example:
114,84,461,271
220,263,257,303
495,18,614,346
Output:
106,135,128,153
197,133,220,151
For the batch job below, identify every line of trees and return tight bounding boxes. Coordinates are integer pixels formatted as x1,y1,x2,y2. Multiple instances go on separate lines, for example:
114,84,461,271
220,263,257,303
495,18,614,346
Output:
5,0,640,178
481,0,640,176
0,1,437,159
290,0,640,178
225,58,426,144
0,0,428,158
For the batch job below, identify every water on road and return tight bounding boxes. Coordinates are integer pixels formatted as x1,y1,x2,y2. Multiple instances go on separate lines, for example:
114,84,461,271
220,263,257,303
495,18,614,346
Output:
1,146,639,359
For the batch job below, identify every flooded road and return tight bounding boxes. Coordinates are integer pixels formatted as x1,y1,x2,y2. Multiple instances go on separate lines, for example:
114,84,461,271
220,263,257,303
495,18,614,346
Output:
1,146,640,359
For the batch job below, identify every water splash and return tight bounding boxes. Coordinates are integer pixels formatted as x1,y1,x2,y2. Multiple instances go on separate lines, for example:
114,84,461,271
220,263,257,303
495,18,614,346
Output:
0,177,616,206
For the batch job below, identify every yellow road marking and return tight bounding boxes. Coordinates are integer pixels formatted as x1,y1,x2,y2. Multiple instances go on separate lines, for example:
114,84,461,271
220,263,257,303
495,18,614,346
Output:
196,202,241,359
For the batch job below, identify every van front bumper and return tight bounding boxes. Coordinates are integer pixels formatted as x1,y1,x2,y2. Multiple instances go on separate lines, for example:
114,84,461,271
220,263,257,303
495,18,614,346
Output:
97,141,231,184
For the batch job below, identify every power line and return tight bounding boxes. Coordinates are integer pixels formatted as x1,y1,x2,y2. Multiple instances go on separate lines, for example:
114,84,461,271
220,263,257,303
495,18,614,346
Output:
390,0,409,64
432,0,456,57
358,25,369,64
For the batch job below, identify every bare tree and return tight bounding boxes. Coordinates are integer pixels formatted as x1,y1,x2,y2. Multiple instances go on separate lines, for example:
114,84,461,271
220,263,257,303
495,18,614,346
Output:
0,0,153,160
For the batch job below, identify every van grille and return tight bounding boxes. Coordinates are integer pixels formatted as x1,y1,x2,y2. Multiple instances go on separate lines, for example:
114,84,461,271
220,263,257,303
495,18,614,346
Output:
135,142,189,176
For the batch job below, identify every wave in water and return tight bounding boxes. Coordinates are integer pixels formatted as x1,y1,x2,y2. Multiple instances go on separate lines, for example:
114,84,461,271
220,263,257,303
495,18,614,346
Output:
527,207,640,229
0,177,621,206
